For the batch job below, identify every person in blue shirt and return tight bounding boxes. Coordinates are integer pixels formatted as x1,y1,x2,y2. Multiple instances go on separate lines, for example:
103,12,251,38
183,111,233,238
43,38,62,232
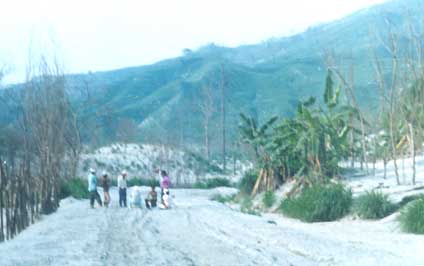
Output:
88,168,103,208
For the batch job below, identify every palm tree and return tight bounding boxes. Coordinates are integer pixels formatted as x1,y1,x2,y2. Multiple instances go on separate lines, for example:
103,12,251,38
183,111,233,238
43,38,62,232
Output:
239,113,277,195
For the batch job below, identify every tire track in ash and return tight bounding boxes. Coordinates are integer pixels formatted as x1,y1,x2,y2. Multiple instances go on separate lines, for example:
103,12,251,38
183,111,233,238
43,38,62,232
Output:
135,208,197,266
96,207,148,266
181,202,318,266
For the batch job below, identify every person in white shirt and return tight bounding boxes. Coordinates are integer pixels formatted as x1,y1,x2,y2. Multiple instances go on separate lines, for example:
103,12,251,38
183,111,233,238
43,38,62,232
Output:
117,171,128,207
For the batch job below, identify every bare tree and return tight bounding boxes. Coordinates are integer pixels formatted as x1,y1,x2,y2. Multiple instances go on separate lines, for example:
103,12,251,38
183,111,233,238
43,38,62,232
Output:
219,64,228,171
371,19,403,185
398,14,424,185
326,54,369,174
0,39,83,241
197,85,215,160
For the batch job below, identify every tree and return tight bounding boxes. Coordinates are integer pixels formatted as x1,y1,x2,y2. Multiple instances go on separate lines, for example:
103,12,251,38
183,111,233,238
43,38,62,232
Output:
198,85,215,160
239,113,278,195
219,64,228,171
0,44,82,242
371,19,402,185
326,54,369,174
242,72,355,196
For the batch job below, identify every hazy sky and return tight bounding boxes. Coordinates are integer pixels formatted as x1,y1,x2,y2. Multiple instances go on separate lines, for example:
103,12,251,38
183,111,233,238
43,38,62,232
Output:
0,0,387,83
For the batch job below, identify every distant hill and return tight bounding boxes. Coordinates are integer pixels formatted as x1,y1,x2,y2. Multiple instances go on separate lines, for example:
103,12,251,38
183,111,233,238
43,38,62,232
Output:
3,0,423,154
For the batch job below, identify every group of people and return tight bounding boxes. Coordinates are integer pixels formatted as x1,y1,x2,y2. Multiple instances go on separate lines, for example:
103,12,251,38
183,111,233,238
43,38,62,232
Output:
87,168,171,209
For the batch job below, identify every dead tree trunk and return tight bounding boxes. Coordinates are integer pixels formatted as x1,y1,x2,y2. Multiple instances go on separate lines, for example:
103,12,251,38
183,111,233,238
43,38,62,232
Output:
408,123,416,185
219,64,227,171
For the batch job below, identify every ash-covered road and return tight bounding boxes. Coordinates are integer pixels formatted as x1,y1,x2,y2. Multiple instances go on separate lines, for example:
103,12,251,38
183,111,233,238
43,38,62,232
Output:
0,187,422,266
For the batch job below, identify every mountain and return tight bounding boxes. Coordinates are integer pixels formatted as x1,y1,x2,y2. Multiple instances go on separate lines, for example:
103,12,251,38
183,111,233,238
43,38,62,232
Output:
3,0,423,153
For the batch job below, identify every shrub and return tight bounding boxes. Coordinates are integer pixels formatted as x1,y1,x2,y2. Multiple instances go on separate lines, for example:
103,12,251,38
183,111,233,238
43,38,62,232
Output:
240,197,260,216
127,178,160,187
355,191,396,219
262,190,276,208
193,178,232,189
60,178,89,199
239,169,258,194
398,194,424,208
186,152,224,174
280,183,352,222
210,193,236,204
400,198,424,234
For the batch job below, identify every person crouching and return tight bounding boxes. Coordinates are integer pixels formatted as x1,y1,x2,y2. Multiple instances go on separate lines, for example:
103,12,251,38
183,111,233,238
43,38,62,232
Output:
145,185,158,209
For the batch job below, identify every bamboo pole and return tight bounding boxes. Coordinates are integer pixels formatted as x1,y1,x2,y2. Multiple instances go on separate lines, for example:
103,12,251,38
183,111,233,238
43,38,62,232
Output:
251,168,264,197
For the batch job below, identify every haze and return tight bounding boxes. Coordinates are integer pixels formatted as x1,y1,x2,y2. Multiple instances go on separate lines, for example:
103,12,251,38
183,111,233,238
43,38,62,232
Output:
0,0,387,84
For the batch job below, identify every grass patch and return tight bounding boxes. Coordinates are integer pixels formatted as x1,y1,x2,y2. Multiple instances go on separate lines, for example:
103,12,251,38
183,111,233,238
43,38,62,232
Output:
193,178,232,189
398,194,424,208
238,169,258,194
210,193,236,204
400,198,424,234
354,191,396,219
60,178,89,199
280,183,352,222
127,178,160,187
186,152,224,174
240,197,261,216
262,190,276,208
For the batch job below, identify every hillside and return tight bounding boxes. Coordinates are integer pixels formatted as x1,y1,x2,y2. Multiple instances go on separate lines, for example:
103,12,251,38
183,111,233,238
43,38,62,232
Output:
78,143,251,185
3,0,423,151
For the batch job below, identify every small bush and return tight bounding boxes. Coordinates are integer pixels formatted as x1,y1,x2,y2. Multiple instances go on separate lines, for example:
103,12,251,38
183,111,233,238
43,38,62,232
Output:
60,178,89,199
240,197,260,216
280,183,352,222
186,152,224,174
193,178,232,189
400,198,424,234
239,169,258,194
355,191,396,219
262,190,276,208
398,194,424,208
127,178,160,187
210,193,236,204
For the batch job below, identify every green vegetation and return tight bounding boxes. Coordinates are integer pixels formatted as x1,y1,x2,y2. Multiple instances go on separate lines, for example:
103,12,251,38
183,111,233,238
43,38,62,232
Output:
193,178,232,189
186,152,224,174
60,178,89,199
127,178,160,187
0,0,409,148
280,183,352,222
238,169,258,194
210,193,236,204
354,191,396,219
240,197,261,216
398,194,424,208
400,198,424,234
262,190,276,208
239,71,357,195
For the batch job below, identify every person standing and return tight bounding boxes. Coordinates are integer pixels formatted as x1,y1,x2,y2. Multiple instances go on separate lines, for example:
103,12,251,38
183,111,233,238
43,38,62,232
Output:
118,171,128,207
88,168,102,208
101,172,111,207
160,170,170,204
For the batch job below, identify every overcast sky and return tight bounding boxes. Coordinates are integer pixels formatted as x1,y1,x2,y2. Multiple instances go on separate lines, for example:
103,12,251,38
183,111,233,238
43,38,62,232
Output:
0,0,387,84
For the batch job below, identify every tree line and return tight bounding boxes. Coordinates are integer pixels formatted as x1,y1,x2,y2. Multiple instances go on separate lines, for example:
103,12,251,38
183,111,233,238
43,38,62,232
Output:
239,10,424,195
0,54,80,242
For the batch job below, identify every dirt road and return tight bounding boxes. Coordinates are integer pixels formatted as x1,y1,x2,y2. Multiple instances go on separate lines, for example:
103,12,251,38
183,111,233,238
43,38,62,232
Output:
0,187,422,266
